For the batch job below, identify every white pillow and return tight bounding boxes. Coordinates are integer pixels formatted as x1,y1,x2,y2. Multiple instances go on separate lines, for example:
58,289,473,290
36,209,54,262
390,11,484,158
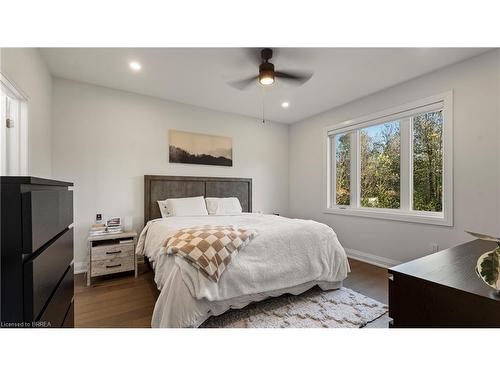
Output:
158,196,208,217
205,197,242,215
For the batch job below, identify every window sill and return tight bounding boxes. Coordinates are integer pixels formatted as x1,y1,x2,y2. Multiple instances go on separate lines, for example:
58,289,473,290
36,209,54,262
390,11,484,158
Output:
322,206,452,226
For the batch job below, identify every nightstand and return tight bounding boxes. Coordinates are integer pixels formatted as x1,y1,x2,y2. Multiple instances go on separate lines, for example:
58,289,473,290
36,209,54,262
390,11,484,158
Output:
87,231,138,286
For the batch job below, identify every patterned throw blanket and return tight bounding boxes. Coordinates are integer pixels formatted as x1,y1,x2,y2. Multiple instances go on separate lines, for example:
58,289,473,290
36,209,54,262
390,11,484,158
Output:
163,225,257,282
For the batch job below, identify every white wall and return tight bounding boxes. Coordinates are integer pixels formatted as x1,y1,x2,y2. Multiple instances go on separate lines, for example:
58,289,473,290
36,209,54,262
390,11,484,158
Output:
51,78,289,267
0,48,53,177
289,50,500,265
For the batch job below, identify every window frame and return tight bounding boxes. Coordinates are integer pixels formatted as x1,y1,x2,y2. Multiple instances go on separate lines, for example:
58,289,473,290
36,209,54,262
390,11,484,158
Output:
0,73,29,176
323,91,453,226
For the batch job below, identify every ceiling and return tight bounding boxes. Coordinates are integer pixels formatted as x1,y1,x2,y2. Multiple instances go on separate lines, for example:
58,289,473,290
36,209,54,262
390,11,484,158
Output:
40,48,489,124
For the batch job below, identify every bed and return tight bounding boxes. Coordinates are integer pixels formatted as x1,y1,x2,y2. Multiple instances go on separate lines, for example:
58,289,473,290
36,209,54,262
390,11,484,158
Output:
137,175,350,327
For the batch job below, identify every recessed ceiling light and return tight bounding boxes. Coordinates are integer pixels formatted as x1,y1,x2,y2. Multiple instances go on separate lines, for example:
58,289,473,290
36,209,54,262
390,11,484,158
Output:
281,102,290,108
129,61,141,71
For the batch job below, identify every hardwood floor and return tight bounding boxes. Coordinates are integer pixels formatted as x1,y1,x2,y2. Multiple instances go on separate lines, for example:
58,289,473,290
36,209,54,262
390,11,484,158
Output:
74,263,158,328
344,259,389,327
344,258,388,305
74,258,389,328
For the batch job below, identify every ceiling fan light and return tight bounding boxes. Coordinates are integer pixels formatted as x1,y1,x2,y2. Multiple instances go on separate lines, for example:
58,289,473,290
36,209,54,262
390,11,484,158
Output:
259,60,275,86
259,75,274,85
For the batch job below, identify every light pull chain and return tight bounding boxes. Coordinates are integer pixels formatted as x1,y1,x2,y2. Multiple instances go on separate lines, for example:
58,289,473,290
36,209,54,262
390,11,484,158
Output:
261,87,266,125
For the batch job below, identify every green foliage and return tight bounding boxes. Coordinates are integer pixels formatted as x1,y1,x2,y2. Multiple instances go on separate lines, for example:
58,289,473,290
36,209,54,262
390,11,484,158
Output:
477,248,500,285
334,111,443,212
413,111,443,212
360,122,400,209
335,133,351,205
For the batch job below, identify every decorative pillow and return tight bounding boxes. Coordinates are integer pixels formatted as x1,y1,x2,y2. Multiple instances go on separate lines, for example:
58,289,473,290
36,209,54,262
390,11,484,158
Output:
205,197,243,215
158,196,208,217
205,197,220,215
157,199,169,218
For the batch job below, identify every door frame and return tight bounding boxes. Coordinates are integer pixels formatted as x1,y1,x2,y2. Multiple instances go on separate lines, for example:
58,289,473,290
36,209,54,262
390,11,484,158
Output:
1,73,29,176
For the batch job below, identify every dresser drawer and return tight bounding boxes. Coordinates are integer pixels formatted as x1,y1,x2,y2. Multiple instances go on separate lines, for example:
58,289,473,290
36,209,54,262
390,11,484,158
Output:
22,189,73,253
62,299,74,328
91,243,134,261
24,228,73,321
38,264,74,328
91,258,135,277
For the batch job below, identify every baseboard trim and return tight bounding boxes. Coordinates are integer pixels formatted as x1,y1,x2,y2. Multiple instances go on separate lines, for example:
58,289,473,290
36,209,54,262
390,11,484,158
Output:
345,248,400,269
74,262,87,274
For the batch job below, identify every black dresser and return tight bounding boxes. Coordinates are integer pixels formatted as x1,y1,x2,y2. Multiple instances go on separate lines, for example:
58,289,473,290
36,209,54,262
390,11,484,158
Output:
1,177,74,328
389,239,500,328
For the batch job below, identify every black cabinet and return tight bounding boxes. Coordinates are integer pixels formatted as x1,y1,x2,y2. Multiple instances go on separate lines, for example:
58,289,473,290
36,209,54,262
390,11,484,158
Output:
388,239,500,328
1,177,74,328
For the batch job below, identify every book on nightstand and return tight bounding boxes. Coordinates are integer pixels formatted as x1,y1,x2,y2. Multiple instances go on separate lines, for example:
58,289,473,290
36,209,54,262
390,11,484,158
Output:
106,225,123,234
89,223,106,236
89,223,123,236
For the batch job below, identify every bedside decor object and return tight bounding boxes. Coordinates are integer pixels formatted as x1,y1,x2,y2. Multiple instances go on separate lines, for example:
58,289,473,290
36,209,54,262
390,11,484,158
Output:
466,231,500,296
106,216,123,233
107,216,121,227
89,217,123,236
87,231,137,286
169,129,233,166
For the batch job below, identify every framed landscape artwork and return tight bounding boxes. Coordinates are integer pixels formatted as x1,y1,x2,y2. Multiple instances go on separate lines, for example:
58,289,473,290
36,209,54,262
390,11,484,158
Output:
168,129,233,166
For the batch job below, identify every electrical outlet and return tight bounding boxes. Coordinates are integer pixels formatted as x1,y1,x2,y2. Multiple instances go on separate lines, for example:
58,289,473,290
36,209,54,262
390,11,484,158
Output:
431,243,439,252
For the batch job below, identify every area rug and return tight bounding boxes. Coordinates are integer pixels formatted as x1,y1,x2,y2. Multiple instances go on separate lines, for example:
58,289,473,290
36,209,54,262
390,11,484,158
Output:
201,287,388,328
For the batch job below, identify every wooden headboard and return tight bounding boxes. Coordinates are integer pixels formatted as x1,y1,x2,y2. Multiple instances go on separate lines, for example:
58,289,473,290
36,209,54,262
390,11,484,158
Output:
144,175,252,224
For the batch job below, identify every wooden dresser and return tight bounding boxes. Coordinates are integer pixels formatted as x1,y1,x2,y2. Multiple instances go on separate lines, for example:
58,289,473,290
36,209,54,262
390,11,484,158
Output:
389,239,500,328
1,177,74,328
87,231,137,286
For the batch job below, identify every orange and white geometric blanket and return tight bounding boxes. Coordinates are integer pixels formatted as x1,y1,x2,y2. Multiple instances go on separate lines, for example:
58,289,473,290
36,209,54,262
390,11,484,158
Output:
163,225,257,282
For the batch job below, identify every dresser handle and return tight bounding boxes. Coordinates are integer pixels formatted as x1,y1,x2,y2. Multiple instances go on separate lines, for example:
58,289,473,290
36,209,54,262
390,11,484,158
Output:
106,250,122,255
106,264,122,268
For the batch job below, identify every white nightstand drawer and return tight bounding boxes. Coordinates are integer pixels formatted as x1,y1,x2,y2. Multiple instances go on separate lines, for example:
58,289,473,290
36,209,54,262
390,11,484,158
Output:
91,258,135,277
91,243,135,261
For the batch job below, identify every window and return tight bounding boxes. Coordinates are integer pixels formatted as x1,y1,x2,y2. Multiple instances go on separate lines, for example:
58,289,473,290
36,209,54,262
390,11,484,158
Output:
335,132,351,206
0,74,28,176
360,121,400,209
325,92,452,226
412,111,443,212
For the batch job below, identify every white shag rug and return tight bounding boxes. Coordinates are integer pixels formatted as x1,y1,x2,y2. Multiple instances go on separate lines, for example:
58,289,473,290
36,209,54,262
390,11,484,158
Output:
201,287,388,328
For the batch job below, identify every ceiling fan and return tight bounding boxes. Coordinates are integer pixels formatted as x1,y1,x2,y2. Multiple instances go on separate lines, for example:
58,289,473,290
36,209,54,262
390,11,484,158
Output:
228,48,313,90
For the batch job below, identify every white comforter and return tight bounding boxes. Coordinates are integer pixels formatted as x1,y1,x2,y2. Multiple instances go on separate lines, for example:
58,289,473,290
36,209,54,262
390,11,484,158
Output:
136,213,350,327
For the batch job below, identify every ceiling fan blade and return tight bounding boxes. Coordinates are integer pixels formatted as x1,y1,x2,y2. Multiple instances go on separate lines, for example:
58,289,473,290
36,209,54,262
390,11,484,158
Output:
227,75,258,90
275,70,313,84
